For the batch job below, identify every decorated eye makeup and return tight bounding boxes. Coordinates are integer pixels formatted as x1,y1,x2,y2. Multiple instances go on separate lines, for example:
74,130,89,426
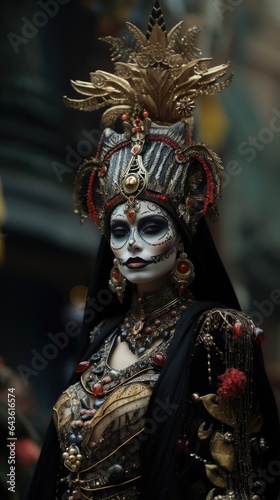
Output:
110,222,129,239
110,215,170,247
138,215,169,243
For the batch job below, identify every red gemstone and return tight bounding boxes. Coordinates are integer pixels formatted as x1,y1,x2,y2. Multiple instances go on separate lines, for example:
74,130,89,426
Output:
99,165,107,176
138,296,144,304
177,437,190,453
254,328,265,345
177,153,186,162
178,286,185,297
131,145,141,155
143,109,149,118
233,321,244,338
122,113,128,121
170,310,177,317
92,382,103,396
127,211,135,222
134,322,141,332
177,262,189,274
153,353,166,367
112,268,120,281
75,361,90,373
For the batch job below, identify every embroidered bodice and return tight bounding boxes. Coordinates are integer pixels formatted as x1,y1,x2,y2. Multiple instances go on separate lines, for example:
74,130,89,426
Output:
54,329,172,499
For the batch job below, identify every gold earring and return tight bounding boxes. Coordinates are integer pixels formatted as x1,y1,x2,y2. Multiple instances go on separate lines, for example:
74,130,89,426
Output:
109,259,127,303
170,252,195,296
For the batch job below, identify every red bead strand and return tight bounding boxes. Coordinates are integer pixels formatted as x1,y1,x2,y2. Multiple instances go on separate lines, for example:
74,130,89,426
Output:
104,141,131,162
148,134,179,150
87,170,99,225
192,153,215,216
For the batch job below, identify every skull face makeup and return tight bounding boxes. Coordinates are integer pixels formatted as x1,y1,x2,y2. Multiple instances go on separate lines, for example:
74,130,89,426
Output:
110,201,180,290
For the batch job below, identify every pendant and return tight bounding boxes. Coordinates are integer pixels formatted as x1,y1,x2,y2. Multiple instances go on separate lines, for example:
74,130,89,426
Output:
132,320,144,335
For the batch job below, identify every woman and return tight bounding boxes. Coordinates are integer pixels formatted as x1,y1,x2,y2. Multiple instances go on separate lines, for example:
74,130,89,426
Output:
24,3,280,499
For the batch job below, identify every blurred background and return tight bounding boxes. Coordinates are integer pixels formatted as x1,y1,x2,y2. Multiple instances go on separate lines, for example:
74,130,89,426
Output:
0,0,280,493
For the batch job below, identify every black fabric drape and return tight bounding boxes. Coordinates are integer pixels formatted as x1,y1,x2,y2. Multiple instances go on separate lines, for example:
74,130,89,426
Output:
140,300,218,499
253,344,280,499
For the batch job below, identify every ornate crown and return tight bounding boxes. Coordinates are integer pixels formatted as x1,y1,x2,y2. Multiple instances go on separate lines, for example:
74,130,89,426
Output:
64,1,233,238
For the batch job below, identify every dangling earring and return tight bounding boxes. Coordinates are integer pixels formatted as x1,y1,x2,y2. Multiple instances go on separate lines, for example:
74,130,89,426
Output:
170,252,195,296
109,259,127,303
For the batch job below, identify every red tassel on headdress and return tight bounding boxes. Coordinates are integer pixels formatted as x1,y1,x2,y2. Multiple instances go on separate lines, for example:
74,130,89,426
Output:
87,170,99,225
192,153,215,216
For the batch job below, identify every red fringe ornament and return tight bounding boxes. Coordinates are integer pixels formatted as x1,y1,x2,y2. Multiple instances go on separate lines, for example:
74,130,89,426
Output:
217,368,247,401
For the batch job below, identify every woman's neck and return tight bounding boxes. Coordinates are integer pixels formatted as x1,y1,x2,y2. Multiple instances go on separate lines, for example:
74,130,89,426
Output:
135,274,172,296
130,281,185,322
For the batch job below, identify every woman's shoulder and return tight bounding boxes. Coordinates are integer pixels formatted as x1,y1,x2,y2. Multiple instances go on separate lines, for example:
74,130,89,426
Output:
195,305,264,346
190,304,265,391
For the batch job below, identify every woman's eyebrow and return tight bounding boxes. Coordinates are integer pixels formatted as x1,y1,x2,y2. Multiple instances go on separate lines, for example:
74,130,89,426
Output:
110,214,127,222
110,220,130,230
138,212,166,218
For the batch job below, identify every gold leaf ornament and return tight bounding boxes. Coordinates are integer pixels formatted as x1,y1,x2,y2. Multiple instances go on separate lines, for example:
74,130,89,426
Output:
63,3,233,127
198,421,213,440
200,394,236,427
210,431,235,472
206,489,216,500
205,464,227,489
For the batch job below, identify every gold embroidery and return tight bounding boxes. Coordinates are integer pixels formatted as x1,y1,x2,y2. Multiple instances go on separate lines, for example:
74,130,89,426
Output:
83,382,152,447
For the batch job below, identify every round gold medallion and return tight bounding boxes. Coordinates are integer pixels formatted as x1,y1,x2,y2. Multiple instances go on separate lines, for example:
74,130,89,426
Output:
122,174,139,194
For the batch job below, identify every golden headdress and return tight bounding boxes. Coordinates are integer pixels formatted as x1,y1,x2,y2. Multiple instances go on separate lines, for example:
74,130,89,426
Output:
64,1,233,238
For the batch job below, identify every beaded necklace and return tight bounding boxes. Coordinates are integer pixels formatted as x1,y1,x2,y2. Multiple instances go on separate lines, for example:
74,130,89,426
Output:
62,287,195,475
120,285,195,355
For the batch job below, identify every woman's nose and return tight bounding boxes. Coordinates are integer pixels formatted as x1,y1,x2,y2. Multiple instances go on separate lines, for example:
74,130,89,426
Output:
128,237,136,247
127,231,142,251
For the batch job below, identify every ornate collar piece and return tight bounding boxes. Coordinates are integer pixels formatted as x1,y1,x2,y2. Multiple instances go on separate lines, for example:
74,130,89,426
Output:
120,285,195,355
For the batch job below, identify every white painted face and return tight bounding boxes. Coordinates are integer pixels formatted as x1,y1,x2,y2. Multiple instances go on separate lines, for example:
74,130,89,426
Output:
110,201,180,286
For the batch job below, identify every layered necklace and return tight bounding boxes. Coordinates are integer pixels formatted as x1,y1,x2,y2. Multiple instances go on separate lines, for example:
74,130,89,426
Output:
120,284,195,355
